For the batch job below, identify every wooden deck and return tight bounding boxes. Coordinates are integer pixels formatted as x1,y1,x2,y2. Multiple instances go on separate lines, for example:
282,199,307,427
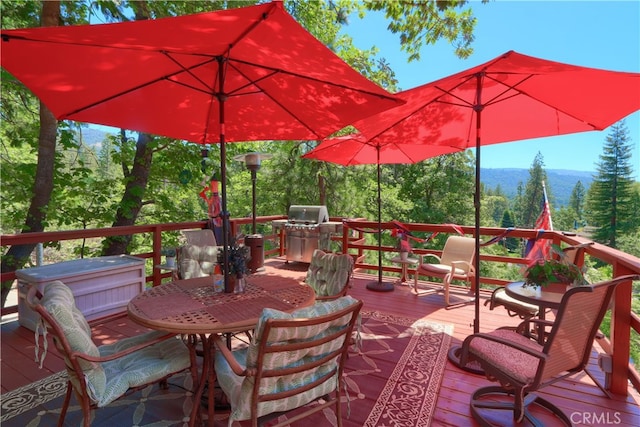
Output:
2,257,639,426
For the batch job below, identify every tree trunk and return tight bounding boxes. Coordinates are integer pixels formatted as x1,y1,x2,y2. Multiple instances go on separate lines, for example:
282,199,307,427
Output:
100,2,155,257
101,132,154,256
1,1,60,308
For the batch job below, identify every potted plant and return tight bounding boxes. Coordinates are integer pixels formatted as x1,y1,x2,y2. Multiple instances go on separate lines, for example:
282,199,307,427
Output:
523,244,588,293
161,247,177,267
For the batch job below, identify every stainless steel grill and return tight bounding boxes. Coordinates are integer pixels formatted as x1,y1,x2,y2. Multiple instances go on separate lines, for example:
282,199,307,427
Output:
272,205,342,263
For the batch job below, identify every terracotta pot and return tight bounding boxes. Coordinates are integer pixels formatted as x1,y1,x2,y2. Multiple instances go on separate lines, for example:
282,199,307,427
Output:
400,252,409,261
541,282,568,294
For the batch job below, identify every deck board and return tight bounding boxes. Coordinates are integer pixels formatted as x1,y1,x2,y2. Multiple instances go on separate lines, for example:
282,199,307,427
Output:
2,257,639,425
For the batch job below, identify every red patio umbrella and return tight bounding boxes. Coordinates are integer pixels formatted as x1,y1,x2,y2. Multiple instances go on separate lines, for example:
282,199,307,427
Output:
316,51,640,331
303,134,459,291
0,0,401,291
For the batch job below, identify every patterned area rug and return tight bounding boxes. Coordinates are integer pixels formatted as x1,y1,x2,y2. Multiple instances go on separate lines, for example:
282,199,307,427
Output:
1,311,452,426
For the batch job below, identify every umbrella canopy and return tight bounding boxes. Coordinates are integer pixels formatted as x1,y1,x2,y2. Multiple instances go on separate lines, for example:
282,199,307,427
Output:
0,1,399,143
355,50,640,149
1,0,401,291
304,134,458,166
321,50,640,329
303,134,459,291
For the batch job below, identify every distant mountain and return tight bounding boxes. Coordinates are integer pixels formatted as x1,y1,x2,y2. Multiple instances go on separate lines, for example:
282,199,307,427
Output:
75,128,111,149
481,168,594,208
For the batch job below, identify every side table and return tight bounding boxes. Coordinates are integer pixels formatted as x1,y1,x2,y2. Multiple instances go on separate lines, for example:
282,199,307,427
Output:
390,255,418,285
154,264,178,281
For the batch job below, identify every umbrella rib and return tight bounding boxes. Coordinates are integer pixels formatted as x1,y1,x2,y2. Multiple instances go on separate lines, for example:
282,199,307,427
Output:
163,52,218,93
58,55,218,119
225,60,323,138
223,63,278,97
221,4,276,58
229,57,400,102
483,73,602,129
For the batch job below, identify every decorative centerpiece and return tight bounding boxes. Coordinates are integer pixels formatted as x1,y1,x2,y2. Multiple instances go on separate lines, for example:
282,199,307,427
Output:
523,244,588,293
219,235,251,293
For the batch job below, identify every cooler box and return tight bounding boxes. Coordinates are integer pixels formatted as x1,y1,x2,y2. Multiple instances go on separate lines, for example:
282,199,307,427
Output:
17,255,146,331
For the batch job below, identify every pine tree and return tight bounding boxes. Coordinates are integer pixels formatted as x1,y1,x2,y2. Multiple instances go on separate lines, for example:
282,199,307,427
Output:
500,209,519,252
586,121,636,248
569,180,586,221
518,152,550,228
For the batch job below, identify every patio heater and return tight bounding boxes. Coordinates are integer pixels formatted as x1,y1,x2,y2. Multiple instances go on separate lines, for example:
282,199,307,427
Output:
234,152,272,272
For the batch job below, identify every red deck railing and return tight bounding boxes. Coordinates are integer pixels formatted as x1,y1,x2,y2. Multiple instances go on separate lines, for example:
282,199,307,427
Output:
2,216,639,395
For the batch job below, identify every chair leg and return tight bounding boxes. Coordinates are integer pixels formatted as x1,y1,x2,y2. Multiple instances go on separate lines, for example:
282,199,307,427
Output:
57,381,73,427
412,272,440,296
470,386,572,427
443,274,451,306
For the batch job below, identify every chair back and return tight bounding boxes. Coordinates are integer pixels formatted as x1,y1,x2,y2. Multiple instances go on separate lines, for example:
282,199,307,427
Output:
540,276,630,380
305,249,354,300
183,229,217,246
439,236,475,272
178,229,220,279
27,281,107,401
244,296,362,422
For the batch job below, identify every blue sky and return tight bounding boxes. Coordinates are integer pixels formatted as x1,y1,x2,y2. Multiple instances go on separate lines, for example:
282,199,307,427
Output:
344,0,640,174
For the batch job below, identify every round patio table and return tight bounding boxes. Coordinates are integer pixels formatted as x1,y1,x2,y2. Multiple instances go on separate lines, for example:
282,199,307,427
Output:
505,281,566,344
128,275,315,427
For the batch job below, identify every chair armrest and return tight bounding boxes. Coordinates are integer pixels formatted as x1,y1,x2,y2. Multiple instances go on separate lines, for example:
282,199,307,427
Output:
212,335,249,376
522,318,554,329
450,260,474,273
419,253,441,264
74,333,180,363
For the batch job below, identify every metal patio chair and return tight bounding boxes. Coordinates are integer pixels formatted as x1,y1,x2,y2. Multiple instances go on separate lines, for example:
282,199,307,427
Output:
459,274,638,426
214,296,363,427
305,249,354,301
27,280,195,427
177,228,223,279
412,235,476,306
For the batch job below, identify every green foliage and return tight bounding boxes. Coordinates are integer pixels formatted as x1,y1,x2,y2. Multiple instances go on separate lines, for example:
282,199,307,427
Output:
586,121,637,248
552,205,580,233
569,180,586,220
523,245,587,288
499,210,519,252
515,152,550,228
365,0,480,62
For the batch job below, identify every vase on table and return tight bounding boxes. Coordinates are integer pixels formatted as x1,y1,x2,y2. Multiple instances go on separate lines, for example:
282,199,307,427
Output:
400,251,409,261
232,274,246,294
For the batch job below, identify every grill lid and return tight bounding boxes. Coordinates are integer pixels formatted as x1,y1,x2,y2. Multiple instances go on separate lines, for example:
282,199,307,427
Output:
287,205,328,225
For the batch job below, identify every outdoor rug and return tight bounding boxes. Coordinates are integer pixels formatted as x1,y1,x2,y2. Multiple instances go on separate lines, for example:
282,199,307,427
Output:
1,311,453,426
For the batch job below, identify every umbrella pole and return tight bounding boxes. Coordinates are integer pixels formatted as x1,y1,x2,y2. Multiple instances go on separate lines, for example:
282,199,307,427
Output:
473,73,483,333
217,57,231,293
366,147,394,292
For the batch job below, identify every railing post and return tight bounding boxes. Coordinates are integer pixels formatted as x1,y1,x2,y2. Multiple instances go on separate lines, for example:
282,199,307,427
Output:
610,264,633,395
342,225,349,256
152,225,163,287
